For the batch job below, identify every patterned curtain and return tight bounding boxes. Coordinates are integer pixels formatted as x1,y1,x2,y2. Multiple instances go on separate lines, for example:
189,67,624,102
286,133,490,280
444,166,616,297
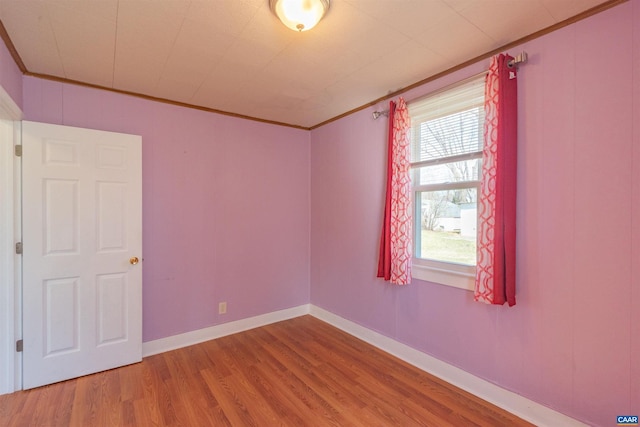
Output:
475,54,518,306
377,98,412,285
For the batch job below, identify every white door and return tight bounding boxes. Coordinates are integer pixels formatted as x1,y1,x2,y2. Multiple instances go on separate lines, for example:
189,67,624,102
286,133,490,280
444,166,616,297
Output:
21,121,142,389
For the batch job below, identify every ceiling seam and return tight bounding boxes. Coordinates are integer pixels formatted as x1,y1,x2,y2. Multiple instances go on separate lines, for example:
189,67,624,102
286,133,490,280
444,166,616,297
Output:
0,0,628,131
155,3,190,93
189,3,265,104
308,0,629,130
45,3,67,80
110,0,120,88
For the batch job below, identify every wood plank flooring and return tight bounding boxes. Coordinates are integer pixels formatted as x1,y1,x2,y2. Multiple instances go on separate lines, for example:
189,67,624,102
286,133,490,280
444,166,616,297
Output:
0,315,533,426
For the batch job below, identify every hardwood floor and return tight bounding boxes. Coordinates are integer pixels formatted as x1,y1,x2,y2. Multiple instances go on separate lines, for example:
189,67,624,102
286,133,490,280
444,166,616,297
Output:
0,316,533,426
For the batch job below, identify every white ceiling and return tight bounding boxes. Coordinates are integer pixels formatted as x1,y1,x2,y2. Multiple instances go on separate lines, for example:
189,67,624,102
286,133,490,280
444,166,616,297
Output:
0,0,611,128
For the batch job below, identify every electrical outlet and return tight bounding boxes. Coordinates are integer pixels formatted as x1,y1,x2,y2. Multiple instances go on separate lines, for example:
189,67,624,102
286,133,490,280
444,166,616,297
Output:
218,302,227,314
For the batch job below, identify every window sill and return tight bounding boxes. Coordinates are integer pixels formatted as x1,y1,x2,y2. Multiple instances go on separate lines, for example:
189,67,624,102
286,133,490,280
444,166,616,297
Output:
412,260,475,291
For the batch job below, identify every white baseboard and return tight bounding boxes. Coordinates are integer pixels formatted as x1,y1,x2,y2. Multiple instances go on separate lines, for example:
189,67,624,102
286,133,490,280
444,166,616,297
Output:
142,304,310,357
309,305,586,427
141,303,584,427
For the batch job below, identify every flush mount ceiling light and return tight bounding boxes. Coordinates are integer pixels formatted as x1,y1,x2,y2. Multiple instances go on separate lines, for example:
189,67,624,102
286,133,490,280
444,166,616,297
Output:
269,0,330,32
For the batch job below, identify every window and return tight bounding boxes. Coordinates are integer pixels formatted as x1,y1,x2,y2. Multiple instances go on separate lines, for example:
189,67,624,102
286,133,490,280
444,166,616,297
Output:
408,76,485,290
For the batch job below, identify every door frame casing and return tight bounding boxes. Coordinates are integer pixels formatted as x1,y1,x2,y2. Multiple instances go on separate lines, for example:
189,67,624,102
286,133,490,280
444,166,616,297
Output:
0,84,22,395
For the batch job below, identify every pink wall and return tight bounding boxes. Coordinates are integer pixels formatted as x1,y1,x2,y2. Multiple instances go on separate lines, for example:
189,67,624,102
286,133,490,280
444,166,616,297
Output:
22,77,311,342
0,38,22,109
633,0,640,413
4,2,638,425
310,3,639,426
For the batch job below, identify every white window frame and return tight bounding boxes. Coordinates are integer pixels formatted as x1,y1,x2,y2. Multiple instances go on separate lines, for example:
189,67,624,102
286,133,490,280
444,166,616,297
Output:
408,75,485,291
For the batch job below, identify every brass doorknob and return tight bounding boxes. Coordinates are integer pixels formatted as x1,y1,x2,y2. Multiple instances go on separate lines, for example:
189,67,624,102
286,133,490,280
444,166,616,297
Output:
129,257,139,265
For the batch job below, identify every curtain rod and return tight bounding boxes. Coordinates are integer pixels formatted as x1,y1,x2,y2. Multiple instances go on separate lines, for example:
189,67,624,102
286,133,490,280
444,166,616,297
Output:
507,51,528,68
372,51,528,120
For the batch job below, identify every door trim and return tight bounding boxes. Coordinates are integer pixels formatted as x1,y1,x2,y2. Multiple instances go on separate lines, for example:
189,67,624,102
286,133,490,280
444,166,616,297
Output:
0,84,22,395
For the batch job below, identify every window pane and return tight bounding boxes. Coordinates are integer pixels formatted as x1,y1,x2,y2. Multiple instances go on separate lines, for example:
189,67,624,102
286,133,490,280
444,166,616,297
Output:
412,107,484,163
416,189,477,265
415,158,481,186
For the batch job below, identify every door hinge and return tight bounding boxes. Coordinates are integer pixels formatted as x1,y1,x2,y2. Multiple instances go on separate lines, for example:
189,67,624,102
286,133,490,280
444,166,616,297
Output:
14,145,22,157
16,340,23,352
15,242,22,254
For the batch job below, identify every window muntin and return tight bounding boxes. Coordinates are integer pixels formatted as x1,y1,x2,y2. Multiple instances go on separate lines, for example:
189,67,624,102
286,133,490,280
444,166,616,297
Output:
414,158,481,186
409,76,485,278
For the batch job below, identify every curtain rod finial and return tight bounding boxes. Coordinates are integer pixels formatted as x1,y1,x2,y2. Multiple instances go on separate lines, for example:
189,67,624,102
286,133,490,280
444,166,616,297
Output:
372,110,389,120
507,51,528,68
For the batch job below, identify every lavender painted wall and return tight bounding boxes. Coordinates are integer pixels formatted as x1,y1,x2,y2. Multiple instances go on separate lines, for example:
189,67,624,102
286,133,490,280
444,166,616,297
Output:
632,0,640,413
310,3,639,426
4,1,637,425
0,38,22,109
22,77,311,342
